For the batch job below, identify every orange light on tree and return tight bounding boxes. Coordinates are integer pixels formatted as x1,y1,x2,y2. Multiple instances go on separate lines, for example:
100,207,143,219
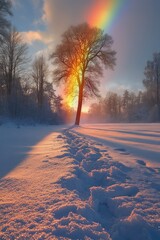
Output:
51,23,116,125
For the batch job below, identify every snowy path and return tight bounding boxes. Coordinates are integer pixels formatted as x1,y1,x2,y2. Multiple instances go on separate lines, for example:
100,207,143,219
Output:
0,124,160,239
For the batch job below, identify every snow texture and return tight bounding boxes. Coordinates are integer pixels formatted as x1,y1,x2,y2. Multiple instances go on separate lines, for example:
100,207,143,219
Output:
0,123,160,239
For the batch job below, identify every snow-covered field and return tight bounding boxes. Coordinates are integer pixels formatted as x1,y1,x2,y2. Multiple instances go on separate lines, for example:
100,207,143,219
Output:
0,123,160,239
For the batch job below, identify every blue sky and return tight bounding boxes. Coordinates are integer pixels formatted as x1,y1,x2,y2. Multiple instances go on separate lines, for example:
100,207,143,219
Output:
10,0,160,97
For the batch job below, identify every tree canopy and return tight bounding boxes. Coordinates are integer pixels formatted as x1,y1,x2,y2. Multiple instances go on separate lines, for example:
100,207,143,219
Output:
51,22,116,125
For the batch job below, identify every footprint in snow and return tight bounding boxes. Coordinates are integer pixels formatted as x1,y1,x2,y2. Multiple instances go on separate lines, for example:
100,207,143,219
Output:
54,205,77,219
57,134,63,139
100,149,108,153
114,148,130,155
136,160,146,166
150,182,160,191
42,160,49,163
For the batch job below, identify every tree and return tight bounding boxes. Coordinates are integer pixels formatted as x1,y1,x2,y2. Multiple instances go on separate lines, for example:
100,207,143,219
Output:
32,55,48,109
143,52,160,119
104,92,121,121
0,0,12,42
0,28,28,96
51,23,116,125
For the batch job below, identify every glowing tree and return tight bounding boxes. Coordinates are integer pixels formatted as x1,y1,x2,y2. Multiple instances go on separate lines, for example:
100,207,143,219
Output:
51,23,116,125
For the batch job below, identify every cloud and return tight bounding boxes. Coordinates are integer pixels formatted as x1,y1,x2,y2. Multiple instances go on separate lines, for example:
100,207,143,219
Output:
41,0,93,41
10,0,17,6
21,0,93,46
21,31,53,45
20,0,93,52
42,0,54,25
10,0,21,8
32,0,41,8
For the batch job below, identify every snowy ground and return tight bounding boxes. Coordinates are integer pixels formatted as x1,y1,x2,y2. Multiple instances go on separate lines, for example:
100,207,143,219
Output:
74,123,160,168
0,123,160,239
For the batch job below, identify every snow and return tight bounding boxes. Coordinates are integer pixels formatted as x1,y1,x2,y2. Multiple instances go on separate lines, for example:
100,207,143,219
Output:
0,123,160,239
74,123,160,167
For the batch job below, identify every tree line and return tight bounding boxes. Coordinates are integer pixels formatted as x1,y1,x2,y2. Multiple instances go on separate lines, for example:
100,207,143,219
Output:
88,53,160,123
0,0,64,124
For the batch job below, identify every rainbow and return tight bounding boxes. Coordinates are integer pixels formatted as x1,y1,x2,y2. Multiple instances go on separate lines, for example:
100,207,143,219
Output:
64,0,126,110
86,0,125,32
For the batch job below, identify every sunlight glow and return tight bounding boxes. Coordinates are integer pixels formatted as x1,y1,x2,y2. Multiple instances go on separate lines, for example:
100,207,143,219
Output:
82,105,89,113
64,70,81,109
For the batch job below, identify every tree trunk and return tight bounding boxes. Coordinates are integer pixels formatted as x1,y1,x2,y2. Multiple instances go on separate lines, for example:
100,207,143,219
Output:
75,75,84,125
75,87,83,125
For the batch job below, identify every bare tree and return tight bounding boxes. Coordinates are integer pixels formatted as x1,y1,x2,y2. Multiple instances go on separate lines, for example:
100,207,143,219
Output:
32,55,48,108
0,0,12,42
143,53,160,106
51,23,116,125
0,28,28,96
143,52,160,119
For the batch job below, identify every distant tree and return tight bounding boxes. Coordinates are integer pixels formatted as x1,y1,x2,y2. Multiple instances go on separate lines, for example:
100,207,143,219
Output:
88,102,103,122
31,54,63,124
32,55,48,109
0,0,12,42
136,91,143,106
0,28,28,96
104,92,120,120
143,52,160,118
51,94,61,111
51,22,116,125
122,90,130,111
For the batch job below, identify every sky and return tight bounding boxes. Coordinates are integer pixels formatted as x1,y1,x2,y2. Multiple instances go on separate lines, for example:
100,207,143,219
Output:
10,0,160,109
